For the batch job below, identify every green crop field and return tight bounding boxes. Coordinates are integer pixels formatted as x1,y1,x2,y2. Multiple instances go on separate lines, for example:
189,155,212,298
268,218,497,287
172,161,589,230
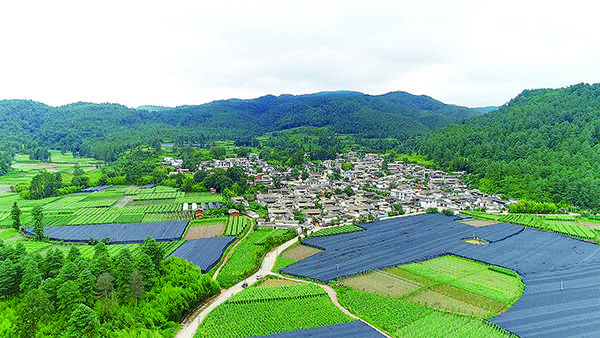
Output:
224,216,250,236
310,224,364,237
336,288,514,338
217,229,287,288
189,217,228,226
500,214,598,241
341,255,523,319
197,282,353,337
175,192,223,203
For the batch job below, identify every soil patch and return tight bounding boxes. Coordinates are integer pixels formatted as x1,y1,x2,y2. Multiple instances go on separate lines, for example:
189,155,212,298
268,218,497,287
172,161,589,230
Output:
257,278,299,287
405,288,490,317
342,271,420,298
459,219,498,227
114,195,135,208
185,224,225,239
282,244,321,261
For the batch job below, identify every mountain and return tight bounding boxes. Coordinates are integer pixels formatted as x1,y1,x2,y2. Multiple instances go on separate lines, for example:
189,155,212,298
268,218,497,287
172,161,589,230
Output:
0,91,481,160
472,106,498,114
159,91,481,140
418,83,600,208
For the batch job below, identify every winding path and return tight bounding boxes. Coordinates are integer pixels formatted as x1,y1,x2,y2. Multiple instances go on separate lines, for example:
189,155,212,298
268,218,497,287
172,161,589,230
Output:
176,227,389,338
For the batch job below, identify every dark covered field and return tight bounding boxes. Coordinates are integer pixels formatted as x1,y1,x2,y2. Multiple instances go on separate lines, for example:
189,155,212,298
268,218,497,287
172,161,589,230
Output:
23,221,189,244
170,236,236,273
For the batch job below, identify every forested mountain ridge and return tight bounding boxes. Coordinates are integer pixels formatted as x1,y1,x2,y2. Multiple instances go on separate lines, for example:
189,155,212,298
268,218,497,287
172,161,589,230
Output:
0,91,480,161
418,83,600,209
159,91,480,139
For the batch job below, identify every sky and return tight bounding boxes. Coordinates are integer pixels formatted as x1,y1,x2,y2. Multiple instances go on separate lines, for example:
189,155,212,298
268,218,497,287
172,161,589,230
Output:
1,0,599,108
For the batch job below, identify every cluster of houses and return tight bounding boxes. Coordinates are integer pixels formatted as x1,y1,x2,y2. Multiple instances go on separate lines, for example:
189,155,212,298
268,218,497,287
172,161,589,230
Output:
185,152,512,229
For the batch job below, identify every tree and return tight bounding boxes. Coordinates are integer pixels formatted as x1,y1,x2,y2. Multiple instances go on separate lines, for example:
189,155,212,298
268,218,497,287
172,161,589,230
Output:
32,205,45,241
20,263,42,293
77,268,96,307
11,202,21,231
115,248,134,300
57,280,85,312
0,259,19,297
66,304,100,338
136,252,157,290
130,269,145,306
141,237,164,272
96,272,115,313
66,246,82,262
15,289,53,338
42,247,63,279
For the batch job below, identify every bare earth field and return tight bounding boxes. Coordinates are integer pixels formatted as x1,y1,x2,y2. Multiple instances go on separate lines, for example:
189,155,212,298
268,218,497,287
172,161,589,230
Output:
342,271,420,298
258,278,299,287
281,244,321,261
459,219,499,227
405,288,490,317
185,224,225,239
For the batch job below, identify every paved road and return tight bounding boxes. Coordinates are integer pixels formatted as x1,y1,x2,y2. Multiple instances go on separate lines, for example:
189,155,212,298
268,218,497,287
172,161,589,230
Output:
176,236,300,338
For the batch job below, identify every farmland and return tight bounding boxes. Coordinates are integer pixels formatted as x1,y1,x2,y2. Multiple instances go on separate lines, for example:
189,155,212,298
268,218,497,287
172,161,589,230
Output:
279,213,600,337
341,255,523,318
224,216,250,236
216,228,296,288
336,288,513,338
196,282,354,337
309,224,364,237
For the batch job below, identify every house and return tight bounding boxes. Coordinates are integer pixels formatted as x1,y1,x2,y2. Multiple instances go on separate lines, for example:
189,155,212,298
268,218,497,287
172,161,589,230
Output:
228,209,240,217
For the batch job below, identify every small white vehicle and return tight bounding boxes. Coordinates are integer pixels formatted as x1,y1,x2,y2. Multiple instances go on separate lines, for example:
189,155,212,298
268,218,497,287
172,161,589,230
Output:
256,274,263,280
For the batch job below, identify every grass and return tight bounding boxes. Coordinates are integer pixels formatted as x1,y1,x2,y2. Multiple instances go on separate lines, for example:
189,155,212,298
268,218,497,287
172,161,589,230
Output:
394,152,435,167
196,282,353,337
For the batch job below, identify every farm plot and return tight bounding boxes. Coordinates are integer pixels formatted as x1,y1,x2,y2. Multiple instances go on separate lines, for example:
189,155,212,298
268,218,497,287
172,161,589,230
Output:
273,243,322,272
336,288,513,338
500,213,598,240
224,216,250,236
217,229,295,288
196,282,354,337
310,224,364,237
22,221,188,244
169,237,236,273
185,224,224,239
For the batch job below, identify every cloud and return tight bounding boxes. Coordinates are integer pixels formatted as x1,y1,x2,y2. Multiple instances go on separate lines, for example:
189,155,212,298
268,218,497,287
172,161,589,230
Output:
0,0,599,108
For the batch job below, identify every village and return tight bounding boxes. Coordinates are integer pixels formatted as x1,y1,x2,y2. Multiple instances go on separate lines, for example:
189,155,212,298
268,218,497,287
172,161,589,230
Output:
170,151,513,230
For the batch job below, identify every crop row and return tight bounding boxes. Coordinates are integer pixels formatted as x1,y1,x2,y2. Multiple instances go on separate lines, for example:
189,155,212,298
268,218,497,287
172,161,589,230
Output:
336,288,512,337
142,211,192,223
225,216,249,236
310,225,364,237
133,191,184,201
500,214,597,240
198,284,352,337
229,282,325,304
122,203,182,214
189,217,228,226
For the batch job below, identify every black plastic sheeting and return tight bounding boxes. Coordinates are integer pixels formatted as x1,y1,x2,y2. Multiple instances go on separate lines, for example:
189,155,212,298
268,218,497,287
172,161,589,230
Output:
281,214,523,283
22,221,189,244
254,321,384,338
281,213,600,337
170,236,236,273
76,185,114,193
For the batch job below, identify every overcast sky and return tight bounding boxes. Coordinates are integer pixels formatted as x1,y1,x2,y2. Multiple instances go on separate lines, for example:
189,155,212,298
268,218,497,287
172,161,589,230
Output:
0,1,598,108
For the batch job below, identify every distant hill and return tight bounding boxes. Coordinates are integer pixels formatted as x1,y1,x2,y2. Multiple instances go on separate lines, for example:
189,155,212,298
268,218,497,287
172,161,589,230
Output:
472,106,498,114
0,91,481,160
137,105,173,113
159,91,481,139
419,83,600,208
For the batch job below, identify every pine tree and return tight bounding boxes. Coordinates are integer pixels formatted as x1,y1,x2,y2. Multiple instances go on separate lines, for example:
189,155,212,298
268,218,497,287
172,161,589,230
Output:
15,289,53,337
66,304,100,338
32,205,44,241
11,201,21,231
